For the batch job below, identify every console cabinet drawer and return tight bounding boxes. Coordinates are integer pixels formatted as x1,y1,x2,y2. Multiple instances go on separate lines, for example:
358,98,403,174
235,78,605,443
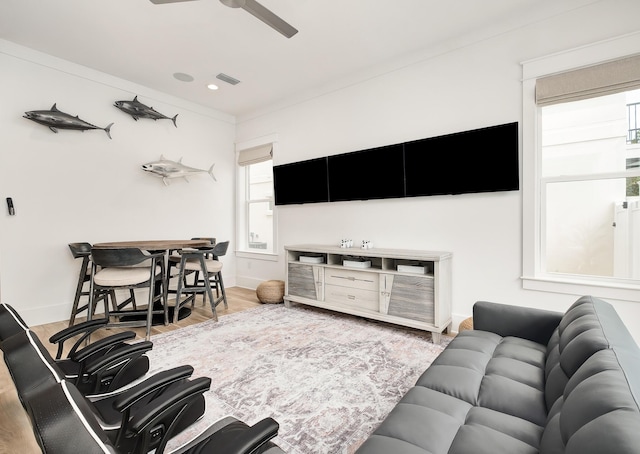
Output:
324,268,379,291
324,284,379,312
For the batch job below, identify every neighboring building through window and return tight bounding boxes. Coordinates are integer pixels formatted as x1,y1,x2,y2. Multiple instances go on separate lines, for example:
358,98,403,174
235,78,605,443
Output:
629,101,640,144
237,142,275,255
541,88,640,279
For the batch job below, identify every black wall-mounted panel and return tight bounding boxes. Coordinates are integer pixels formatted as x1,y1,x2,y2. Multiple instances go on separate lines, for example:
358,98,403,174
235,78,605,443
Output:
273,157,329,205
328,144,405,202
273,122,519,205
404,122,519,197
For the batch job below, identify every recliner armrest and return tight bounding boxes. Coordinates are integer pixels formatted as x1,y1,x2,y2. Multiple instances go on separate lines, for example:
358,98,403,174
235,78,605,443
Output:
119,376,211,453
74,341,153,394
70,331,138,364
111,364,194,412
128,376,212,432
213,417,280,454
473,300,562,345
171,416,281,454
49,318,109,359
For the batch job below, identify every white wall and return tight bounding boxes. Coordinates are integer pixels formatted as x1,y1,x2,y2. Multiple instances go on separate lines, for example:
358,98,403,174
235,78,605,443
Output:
3,1,640,342
233,0,640,341
0,40,237,325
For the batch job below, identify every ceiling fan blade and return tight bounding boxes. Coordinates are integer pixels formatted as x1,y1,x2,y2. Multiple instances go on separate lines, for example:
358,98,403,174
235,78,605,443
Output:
241,0,298,38
149,0,199,4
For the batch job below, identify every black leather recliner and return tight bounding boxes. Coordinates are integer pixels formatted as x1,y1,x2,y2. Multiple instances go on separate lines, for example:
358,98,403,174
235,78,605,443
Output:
27,377,282,454
1,303,284,453
0,303,151,395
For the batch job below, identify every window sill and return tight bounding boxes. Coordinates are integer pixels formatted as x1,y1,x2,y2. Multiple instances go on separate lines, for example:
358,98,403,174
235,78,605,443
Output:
521,274,640,301
235,250,279,262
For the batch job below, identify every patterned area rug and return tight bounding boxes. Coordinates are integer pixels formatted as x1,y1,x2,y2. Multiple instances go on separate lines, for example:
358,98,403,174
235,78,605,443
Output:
148,304,448,454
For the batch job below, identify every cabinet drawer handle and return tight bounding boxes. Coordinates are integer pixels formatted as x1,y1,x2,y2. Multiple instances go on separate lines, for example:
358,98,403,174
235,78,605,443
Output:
332,275,373,283
347,295,356,300
331,275,356,281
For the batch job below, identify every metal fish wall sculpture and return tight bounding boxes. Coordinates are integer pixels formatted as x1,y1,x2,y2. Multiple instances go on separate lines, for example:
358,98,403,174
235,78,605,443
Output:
23,104,113,139
142,155,216,185
114,96,178,127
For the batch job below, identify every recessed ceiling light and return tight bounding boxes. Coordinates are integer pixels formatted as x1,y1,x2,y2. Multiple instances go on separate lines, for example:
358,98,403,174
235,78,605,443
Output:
173,72,194,82
207,83,219,90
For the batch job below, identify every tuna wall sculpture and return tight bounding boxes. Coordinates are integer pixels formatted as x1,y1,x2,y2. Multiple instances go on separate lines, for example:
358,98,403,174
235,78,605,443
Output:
114,96,178,127
23,104,113,139
142,155,216,185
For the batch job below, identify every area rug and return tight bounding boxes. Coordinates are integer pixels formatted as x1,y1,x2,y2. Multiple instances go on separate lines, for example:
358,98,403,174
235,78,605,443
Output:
146,304,448,454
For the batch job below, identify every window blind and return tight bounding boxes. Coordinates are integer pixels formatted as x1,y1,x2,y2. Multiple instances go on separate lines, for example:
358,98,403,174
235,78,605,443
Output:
535,54,640,106
237,143,273,166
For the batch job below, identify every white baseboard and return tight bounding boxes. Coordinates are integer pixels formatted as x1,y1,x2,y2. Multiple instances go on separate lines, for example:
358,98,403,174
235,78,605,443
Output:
235,276,263,290
16,301,70,326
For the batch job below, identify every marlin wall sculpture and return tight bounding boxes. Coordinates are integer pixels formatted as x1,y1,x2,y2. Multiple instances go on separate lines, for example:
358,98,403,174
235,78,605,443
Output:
142,155,216,185
114,96,178,127
23,104,113,139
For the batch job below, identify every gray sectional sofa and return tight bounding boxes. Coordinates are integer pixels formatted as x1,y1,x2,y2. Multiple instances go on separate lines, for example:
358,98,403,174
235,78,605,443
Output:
356,295,640,454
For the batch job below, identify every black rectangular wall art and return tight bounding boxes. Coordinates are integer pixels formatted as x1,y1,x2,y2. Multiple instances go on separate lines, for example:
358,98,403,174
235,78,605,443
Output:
272,122,519,205
404,122,519,197
273,157,329,205
327,144,405,202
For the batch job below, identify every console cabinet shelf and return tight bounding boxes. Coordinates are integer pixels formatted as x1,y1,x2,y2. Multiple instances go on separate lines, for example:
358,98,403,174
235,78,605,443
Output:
284,244,452,343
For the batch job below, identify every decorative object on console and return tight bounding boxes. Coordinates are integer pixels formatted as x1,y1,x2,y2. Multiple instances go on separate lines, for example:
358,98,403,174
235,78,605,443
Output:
298,254,324,264
397,263,426,274
361,240,373,249
343,256,372,268
141,155,216,185
23,103,113,139
340,239,354,248
114,96,178,127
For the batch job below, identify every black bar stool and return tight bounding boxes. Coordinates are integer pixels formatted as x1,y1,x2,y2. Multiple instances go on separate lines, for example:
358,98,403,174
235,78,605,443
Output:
67,242,113,327
173,248,218,323
167,237,216,296
88,247,167,341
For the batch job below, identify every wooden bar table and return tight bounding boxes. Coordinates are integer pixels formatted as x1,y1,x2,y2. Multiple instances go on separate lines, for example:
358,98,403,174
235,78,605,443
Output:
93,239,211,251
92,239,213,324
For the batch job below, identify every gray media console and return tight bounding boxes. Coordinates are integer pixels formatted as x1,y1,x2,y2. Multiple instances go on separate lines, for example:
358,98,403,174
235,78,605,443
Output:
284,244,452,343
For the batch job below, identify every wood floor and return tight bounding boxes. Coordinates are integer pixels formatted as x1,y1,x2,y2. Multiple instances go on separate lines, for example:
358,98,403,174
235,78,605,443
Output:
0,286,261,454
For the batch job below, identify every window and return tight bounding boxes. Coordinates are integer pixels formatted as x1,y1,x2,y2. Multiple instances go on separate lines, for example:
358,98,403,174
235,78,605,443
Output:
541,89,640,279
522,36,640,299
236,142,276,255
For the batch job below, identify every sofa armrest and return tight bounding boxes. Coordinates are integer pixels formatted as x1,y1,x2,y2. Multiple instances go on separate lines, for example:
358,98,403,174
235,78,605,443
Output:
473,301,562,345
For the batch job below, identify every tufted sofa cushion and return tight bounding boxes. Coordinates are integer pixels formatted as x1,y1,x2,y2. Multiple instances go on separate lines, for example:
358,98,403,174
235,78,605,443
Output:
540,296,640,454
358,329,549,453
356,296,640,454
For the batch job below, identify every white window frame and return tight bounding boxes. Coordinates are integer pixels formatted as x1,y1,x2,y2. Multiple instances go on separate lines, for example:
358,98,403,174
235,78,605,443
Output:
235,135,279,261
521,31,640,301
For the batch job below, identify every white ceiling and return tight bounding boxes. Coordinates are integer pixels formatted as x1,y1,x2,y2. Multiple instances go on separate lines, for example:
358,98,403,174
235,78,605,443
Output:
0,0,599,119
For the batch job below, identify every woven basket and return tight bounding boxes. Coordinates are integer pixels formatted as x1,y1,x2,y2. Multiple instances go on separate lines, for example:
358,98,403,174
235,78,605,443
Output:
256,280,285,304
459,317,474,332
